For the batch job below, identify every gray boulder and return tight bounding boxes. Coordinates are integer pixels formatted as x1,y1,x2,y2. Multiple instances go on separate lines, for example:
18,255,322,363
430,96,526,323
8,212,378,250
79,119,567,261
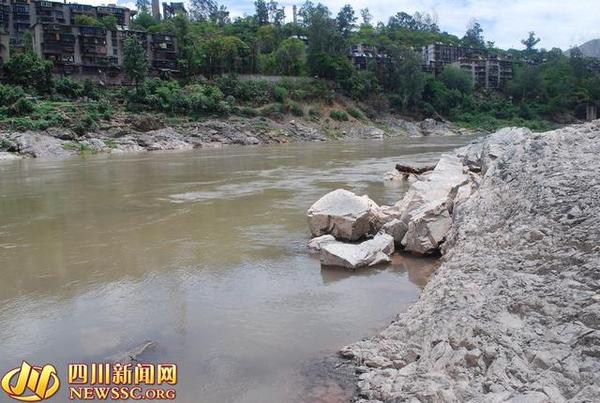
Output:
320,234,395,269
307,189,378,241
401,200,452,254
394,154,469,253
307,234,336,253
12,131,75,158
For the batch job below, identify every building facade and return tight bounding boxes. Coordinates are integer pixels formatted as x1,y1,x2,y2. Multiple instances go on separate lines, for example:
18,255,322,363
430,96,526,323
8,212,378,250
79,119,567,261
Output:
0,0,178,83
422,42,514,89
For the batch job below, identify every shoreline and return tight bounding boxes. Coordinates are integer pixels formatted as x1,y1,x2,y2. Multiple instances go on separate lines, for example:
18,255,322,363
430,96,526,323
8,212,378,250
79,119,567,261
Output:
0,114,478,161
339,120,600,402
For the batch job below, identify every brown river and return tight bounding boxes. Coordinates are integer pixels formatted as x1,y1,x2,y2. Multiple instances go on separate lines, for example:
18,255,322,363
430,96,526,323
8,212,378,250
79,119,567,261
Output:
0,136,473,402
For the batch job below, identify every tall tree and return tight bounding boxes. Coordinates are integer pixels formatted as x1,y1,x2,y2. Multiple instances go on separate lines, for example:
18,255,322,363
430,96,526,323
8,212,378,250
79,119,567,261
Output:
136,0,150,12
521,31,541,52
359,8,372,27
255,0,269,25
268,1,285,26
376,46,424,111
336,4,357,38
123,36,148,88
462,20,485,48
189,0,217,22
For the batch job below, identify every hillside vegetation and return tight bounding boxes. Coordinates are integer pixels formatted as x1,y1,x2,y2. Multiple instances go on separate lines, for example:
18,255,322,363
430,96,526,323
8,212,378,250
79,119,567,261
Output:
1,1,600,134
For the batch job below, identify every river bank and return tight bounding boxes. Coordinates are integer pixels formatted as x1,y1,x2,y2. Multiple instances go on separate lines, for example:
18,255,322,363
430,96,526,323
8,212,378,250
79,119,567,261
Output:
0,113,477,160
339,120,600,402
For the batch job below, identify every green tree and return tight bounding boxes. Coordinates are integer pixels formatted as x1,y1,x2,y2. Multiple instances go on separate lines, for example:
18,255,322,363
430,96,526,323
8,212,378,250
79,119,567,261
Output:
100,15,118,30
275,38,305,75
508,64,545,101
123,37,148,88
133,10,157,30
376,46,424,111
255,0,269,25
359,8,372,27
3,46,53,93
521,31,541,52
439,66,473,94
74,15,101,26
462,21,485,48
136,0,150,12
303,3,345,78
189,0,217,22
268,1,285,26
336,4,356,38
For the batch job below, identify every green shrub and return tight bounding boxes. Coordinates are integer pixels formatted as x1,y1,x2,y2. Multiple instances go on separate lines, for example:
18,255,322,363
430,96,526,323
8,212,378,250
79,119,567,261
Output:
82,79,104,100
73,113,98,135
346,106,364,120
0,84,26,107
287,101,304,116
272,85,288,102
329,110,349,121
308,108,321,120
3,50,53,93
55,77,83,98
238,80,272,106
12,98,36,115
260,103,284,119
237,106,259,117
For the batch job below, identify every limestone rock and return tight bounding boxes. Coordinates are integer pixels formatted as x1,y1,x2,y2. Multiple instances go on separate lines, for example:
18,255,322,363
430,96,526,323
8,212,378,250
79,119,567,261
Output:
341,121,600,402
395,153,469,253
12,131,75,159
0,151,21,161
307,189,378,241
320,234,395,269
307,235,336,253
401,201,452,254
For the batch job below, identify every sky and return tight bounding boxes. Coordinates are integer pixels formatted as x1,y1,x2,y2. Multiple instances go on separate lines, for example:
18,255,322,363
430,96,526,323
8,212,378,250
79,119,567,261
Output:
103,0,600,50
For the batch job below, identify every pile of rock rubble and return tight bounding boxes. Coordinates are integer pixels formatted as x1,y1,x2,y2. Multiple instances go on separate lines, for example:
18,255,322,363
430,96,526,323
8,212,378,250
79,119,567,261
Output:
305,129,492,269
337,121,600,402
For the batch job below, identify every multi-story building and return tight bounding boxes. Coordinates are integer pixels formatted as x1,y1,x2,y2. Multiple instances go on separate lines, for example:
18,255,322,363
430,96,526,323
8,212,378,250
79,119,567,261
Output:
422,42,513,89
450,55,513,90
0,1,178,82
349,43,389,70
421,42,487,75
31,22,178,83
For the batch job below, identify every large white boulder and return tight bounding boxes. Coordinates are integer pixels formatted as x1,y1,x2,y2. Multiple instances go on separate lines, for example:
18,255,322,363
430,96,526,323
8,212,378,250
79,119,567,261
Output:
320,234,395,269
307,189,378,241
401,201,452,254
394,154,469,253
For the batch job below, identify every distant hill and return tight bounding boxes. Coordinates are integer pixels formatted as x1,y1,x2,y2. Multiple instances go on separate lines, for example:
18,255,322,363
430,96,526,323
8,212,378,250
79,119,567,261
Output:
565,39,600,58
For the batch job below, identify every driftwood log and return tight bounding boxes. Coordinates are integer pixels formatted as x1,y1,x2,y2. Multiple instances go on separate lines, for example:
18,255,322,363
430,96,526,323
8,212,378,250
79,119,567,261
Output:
395,164,436,175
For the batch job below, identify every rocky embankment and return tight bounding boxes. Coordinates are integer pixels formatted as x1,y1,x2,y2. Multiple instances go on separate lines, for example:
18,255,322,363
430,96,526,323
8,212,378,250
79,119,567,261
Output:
335,121,600,402
306,131,480,268
0,114,475,160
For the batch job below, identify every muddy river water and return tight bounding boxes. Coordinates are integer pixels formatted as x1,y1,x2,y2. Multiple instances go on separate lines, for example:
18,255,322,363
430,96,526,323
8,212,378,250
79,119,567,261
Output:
0,136,473,402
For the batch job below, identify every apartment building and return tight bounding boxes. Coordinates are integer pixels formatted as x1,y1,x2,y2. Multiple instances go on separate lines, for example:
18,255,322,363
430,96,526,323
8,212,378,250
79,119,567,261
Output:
0,0,178,83
31,22,178,83
422,42,513,89
349,44,390,70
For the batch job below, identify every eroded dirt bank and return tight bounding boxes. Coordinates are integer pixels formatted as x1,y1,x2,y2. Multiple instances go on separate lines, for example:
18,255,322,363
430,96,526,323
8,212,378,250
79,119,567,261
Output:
340,121,600,402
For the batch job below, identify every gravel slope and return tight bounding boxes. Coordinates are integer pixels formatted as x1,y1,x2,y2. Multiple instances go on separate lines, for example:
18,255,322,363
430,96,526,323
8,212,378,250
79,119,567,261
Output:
341,121,600,402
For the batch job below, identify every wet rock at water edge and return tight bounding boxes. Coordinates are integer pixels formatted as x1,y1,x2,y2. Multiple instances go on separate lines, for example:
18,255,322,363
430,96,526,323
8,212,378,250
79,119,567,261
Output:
319,234,395,269
307,189,378,241
307,234,336,253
